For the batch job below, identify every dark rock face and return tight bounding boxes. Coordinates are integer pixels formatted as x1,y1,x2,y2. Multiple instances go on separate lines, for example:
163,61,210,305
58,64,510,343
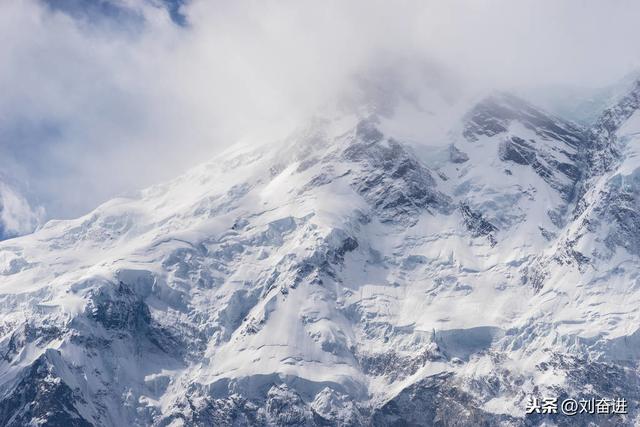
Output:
356,347,443,382
565,80,640,258
87,281,151,332
3,323,62,363
371,372,518,427
569,80,640,226
80,279,190,360
463,94,585,202
0,350,93,427
587,80,640,176
498,136,537,166
261,384,321,426
581,170,640,257
463,93,584,146
344,118,452,225
498,136,581,200
161,394,261,427
460,202,497,245
159,384,335,427
157,365,637,426
524,354,640,427
604,191,640,256
448,144,469,163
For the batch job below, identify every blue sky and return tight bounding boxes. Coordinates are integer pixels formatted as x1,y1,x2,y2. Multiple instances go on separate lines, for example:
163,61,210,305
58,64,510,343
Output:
1,0,640,225
42,0,187,26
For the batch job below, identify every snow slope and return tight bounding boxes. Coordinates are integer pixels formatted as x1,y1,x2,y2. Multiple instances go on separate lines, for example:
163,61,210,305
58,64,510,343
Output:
0,81,639,426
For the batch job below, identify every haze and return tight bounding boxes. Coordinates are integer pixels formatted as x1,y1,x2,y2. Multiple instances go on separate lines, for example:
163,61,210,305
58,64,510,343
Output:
1,0,639,220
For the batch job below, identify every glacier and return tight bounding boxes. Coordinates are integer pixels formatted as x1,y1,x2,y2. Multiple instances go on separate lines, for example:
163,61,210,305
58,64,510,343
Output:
0,80,639,426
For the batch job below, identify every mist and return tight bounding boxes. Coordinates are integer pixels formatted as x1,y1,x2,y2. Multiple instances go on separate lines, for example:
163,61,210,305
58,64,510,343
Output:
1,0,639,221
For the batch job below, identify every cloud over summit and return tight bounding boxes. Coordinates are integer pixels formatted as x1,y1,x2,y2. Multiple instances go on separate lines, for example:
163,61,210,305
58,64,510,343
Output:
1,0,639,221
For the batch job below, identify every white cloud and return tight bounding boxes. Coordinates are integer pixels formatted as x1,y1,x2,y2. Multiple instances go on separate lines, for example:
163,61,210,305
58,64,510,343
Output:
0,182,44,239
0,0,639,220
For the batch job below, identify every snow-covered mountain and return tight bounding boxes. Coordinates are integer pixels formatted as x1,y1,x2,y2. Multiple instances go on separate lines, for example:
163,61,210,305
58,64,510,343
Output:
0,79,639,426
